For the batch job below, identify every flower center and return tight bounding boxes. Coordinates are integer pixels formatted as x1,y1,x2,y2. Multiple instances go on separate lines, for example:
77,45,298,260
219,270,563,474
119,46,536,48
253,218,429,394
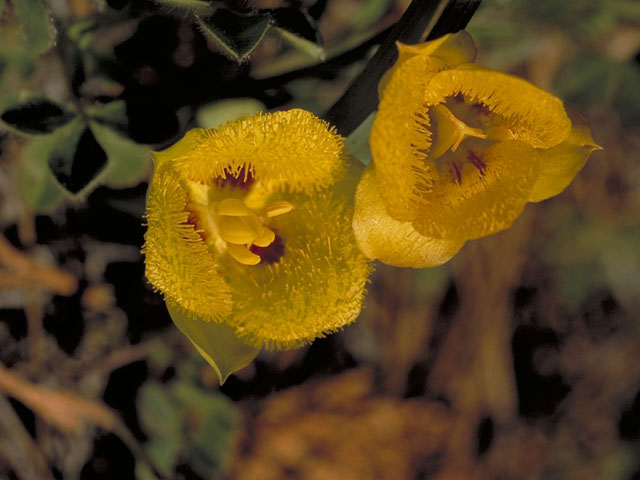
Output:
183,174,293,266
216,197,293,265
426,95,514,185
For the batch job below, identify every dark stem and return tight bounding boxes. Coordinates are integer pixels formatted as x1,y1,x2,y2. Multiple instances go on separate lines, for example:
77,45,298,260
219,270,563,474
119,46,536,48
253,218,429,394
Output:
323,0,482,137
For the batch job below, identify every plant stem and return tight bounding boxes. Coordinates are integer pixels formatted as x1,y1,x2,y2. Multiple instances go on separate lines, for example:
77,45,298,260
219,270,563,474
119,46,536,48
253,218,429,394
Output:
323,0,482,137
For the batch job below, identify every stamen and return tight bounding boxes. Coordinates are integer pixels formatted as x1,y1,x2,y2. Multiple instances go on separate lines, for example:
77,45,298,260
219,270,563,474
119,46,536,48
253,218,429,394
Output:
215,165,254,190
227,243,261,265
217,198,252,216
253,227,276,248
429,104,487,159
218,216,259,244
265,200,294,217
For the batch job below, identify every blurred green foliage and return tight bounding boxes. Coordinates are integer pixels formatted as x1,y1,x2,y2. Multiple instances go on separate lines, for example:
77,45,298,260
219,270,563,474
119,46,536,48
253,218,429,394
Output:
137,379,238,479
0,1,639,479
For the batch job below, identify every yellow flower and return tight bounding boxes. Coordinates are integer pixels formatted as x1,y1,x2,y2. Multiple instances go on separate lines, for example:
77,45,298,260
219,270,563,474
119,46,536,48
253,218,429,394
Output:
353,31,600,268
143,109,370,380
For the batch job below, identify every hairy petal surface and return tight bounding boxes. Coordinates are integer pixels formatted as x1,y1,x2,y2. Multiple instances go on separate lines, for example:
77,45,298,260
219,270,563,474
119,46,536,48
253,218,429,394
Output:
371,54,446,221
412,141,540,241
170,109,346,193
424,65,572,149
144,160,232,321
225,181,371,349
144,110,370,365
353,166,464,268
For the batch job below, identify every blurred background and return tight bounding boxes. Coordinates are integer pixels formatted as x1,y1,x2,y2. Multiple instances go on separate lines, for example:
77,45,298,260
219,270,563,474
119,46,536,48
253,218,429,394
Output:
1,0,639,479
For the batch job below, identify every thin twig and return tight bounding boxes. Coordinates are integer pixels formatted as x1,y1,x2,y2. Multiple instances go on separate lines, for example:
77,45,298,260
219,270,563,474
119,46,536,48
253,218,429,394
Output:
323,0,482,136
0,235,77,296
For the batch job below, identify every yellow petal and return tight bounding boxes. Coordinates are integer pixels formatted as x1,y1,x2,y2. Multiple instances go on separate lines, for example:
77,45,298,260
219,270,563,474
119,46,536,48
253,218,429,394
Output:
412,140,540,241
397,30,476,67
353,166,464,268
528,106,600,202
378,31,476,95
227,243,261,266
252,227,275,247
223,181,371,350
371,54,450,221
217,197,252,216
424,65,572,149
264,200,294,217
171,109,346,193
143,161,232,321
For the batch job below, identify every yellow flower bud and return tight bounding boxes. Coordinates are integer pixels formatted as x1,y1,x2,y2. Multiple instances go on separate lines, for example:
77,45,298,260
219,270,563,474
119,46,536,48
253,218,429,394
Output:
355,31,600,268
143,109,370,380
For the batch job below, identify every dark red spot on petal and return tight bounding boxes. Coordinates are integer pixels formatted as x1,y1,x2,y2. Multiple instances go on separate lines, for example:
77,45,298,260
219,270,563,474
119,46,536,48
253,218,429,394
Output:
471,102,491,116
250,232,285,265
468,150,487,175
215,165,254,190
449,161,463,185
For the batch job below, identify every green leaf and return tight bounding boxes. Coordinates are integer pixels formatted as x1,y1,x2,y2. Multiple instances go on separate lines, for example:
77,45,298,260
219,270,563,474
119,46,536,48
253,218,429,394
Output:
196,98,264,128
146,439,180,477
345,112,375,166
16,133,65,213
191,401,238,469
89,121,151,187
167,303,260,384
87,100,128,133
47,120,108,195
269,8,321,44
350,0,394,31
171,382,238,476
135,462,161,480
197,9,272,63
11,0,54,54
273,27,325,61
138,381,184,440
1,97,77,135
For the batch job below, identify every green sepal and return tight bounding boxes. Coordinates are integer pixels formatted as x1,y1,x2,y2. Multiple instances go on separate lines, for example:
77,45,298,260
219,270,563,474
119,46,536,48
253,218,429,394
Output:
47,119,108,196
345,112,375,166
11,0,54,54
1,94,77,135
197,9,272,63
167,303,260,384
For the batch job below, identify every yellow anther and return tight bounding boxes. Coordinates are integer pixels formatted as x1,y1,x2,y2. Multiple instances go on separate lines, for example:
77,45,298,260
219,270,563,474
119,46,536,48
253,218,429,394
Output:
430,104,487,159
265,200,294,218
217,198,252,216
212,196,293,265
253,227,276,248
227,243,260,265
218,216,258,245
